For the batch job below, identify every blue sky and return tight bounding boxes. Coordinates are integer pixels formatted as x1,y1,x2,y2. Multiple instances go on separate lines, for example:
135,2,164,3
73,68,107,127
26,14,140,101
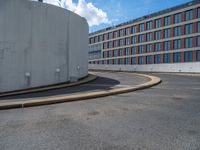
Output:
88,0,192,32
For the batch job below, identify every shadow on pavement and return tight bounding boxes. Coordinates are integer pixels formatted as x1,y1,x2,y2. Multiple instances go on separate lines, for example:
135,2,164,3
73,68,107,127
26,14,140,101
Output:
0,76,120,101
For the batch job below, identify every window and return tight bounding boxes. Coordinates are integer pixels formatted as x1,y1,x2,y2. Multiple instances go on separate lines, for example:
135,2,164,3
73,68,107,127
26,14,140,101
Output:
125,58,130,65
132,36,137,44
103,42,107,49
108,51,112,57
146,33,152,42
103,34,107,41
164,28,171,38
98,35,103,42
154,54,161,64
138,34,144,43
114,49,118,57
113,59,118,65
132,57,137,64
154,43,161,52
114,31,118,38
108,41,112,48
164,53,170,63
125,48,130,55
185,9,193,21
198,22,200,32
114,40,118,47
146,56,152,64
119,49,123,56
125,28,130,35
147,21,153,30
132,26,137,33
173,39,181,49
119,29,124,37
103,51,107,58
197,51,200,61
132,47,137,55
184,51,193,62
155,19,161,28
108,32,112,40
173,52,181,62
164,41,170,51
146,44,152,53
138,45,144,54
90,37,94,44
108,59,113,65
164,16,171,26
198,8,200,18
197,36,200,47
174,13,181,24
185,24,193,35
174,26,181,36
119,39,124,46
155,31,161,40
139,23,145,32
94,36,98,43
185,37,193,48
139,56,144,64
125,37,130,45
119,58,124,64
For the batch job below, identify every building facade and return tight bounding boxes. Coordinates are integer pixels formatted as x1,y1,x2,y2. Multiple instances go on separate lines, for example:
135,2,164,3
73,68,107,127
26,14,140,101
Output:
0,0,88,92
89,0,200,73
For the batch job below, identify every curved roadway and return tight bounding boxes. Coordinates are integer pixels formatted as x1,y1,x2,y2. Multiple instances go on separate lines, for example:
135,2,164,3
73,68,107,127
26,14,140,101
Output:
0,72,200,150
0,71,149,101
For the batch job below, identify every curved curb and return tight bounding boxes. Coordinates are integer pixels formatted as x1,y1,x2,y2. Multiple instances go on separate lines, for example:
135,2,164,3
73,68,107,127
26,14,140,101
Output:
0,73,98,98
0,73,161,110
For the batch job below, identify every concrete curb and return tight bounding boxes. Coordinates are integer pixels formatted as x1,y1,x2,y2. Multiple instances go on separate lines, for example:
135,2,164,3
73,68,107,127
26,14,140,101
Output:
0,73,161,110
0,73,98,97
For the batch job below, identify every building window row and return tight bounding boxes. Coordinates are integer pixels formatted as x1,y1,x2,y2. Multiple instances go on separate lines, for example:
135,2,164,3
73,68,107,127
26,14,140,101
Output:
90,50,200,65
90,22,200,45
93,22,200,46
103,36,198,50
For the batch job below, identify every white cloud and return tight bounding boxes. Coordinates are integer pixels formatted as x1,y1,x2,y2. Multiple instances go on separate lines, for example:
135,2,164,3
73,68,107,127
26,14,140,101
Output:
33,0,110,27
75,0,110,26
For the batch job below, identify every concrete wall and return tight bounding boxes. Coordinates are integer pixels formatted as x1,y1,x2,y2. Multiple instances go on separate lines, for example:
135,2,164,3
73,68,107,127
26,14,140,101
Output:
0,0,88,92
89,62,200,73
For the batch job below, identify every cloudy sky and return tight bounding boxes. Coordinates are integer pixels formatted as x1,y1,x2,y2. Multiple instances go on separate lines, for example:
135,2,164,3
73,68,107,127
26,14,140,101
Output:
37,0,191,32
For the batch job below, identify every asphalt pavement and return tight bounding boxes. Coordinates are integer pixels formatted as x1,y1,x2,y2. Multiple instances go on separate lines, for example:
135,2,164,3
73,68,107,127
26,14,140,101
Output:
0,72,199,150
0,71,148,101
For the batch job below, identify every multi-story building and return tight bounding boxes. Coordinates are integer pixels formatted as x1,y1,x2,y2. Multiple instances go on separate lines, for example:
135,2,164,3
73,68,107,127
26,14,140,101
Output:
88,0,200,73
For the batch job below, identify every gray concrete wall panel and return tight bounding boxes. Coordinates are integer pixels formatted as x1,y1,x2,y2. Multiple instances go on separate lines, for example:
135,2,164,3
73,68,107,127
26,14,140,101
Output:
0,0,88,92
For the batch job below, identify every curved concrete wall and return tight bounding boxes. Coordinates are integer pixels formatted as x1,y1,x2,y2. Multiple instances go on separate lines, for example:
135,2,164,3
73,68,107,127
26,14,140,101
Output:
0,0,88,92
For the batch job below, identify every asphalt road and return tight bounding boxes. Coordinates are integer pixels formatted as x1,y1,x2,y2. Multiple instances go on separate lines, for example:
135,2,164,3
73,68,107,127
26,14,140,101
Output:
0,71,148,100
0,72,200,150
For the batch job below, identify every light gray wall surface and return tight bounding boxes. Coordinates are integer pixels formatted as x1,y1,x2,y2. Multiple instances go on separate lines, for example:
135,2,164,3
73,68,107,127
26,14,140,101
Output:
89,62,200,73
0,0,88,92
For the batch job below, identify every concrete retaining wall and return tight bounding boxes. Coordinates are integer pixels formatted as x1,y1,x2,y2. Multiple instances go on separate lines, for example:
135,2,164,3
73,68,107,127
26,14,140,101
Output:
89,62,200,73
0,0,88,92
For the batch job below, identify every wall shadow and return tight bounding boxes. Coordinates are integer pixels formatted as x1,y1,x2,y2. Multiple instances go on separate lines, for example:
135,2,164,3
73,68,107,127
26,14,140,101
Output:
0,76,120,100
